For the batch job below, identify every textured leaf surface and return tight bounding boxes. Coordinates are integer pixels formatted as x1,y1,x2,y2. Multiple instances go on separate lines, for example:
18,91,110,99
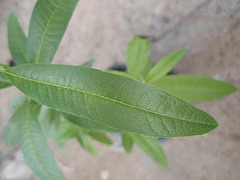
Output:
146,49,185,83
122,132,134,153
4,64,218,138
19,100,65,180
63,113,119,133
8,12,27,65
27,0,79,63
151,75,237,102
126,36,150,79
0,64,12,89
131,133,168,168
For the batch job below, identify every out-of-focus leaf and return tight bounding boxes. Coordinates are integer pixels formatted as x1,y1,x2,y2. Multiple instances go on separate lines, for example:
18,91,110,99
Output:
126,36,150,79
8,12,28,65
150,75,237,102
10,95,27,110
0,64,12,89
77,132,98,156
81,59,95,67
27,0,79,63
146,49,185,83
122,132,134,153
130,133,168,168
87,131,112,145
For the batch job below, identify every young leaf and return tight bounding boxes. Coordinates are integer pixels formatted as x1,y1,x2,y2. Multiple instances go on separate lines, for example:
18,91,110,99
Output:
4,64,218,138
141,58,153,79
126,36,150,78
62,112,119,133
130,133,169,168
27,0,79,64
146,49,186,83
87,131,112,145
39,108,61,140
77,132,98,156
0,64,12,89
81,59,95,68
107,70,133,79
8,12,28,65
18,99,65,180
150,75,237,102
122,132,134,153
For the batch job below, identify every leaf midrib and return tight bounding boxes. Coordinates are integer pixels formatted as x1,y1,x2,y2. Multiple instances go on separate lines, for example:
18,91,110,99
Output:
5,71,216,126
35,0,62,63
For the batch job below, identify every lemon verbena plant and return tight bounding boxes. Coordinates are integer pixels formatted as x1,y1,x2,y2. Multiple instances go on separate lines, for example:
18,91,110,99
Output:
0,0,237,179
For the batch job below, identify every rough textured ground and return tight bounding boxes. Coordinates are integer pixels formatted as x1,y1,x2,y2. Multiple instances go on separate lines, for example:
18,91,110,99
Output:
0,0,239,179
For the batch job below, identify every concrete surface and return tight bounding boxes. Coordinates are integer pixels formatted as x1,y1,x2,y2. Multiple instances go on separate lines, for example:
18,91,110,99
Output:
0,0,239,179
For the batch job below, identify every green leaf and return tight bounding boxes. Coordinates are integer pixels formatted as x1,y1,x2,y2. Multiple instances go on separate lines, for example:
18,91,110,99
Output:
130,133,168,168
8,12,28,65
10,95,27,109
18,100,65,180
27,0,79,63
39,108,61,140
0,64,12,89
126,36,150,79
107,70,133,79
62,112,119,133
87,131,112,145
141,58,152,79
77,132,98,156
146,49,185,83
4,64,218,138
122,132,134,153
81,59,95,67
150,75,237,102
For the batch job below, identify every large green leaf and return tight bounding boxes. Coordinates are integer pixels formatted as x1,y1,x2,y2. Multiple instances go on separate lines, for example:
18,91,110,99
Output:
146,49,185,83
3,64,218,138
27,0,79,63
130,133,168,168
18,100,65,180
0,64,12,89
62,112,119,133
8,12,28,65
122,132,134,153
126,36,150,79
150,75,237,102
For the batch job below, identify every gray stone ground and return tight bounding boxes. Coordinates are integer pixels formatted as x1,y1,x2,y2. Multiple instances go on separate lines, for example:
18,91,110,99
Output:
0,0,240,179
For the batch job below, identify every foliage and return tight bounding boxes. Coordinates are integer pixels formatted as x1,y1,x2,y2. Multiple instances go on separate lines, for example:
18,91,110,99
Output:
0,0,236,179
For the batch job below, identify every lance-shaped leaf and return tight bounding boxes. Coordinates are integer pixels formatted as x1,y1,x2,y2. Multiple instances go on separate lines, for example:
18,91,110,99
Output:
77,132,98,156
130,133,168,168
0,64,12,89
146,49,185,83
126,36,150,79
8,12,28,65
86,131,112,145
27,0,79,63
81,59,95,68
18,100,65,180
150,75,237,102
122,132,134,153
3,64,218,138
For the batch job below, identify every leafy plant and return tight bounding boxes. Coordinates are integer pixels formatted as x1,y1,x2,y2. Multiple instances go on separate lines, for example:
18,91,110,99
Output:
0,0,237,179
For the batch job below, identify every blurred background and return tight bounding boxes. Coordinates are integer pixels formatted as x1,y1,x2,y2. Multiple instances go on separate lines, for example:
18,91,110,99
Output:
0,0,239,179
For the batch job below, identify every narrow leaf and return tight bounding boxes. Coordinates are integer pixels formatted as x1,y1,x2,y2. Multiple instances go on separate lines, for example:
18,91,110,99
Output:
122,132,134,153
131,133,168,168
81,59,95,67
141,58,152,79
0,64,12,89
146,49,185,83
77,132,98,156
27,0,79,63
87,131,112,145
126,36,150,78
8,12,28,65
150,75,237,102
4,64,218,138
19,100,65,180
